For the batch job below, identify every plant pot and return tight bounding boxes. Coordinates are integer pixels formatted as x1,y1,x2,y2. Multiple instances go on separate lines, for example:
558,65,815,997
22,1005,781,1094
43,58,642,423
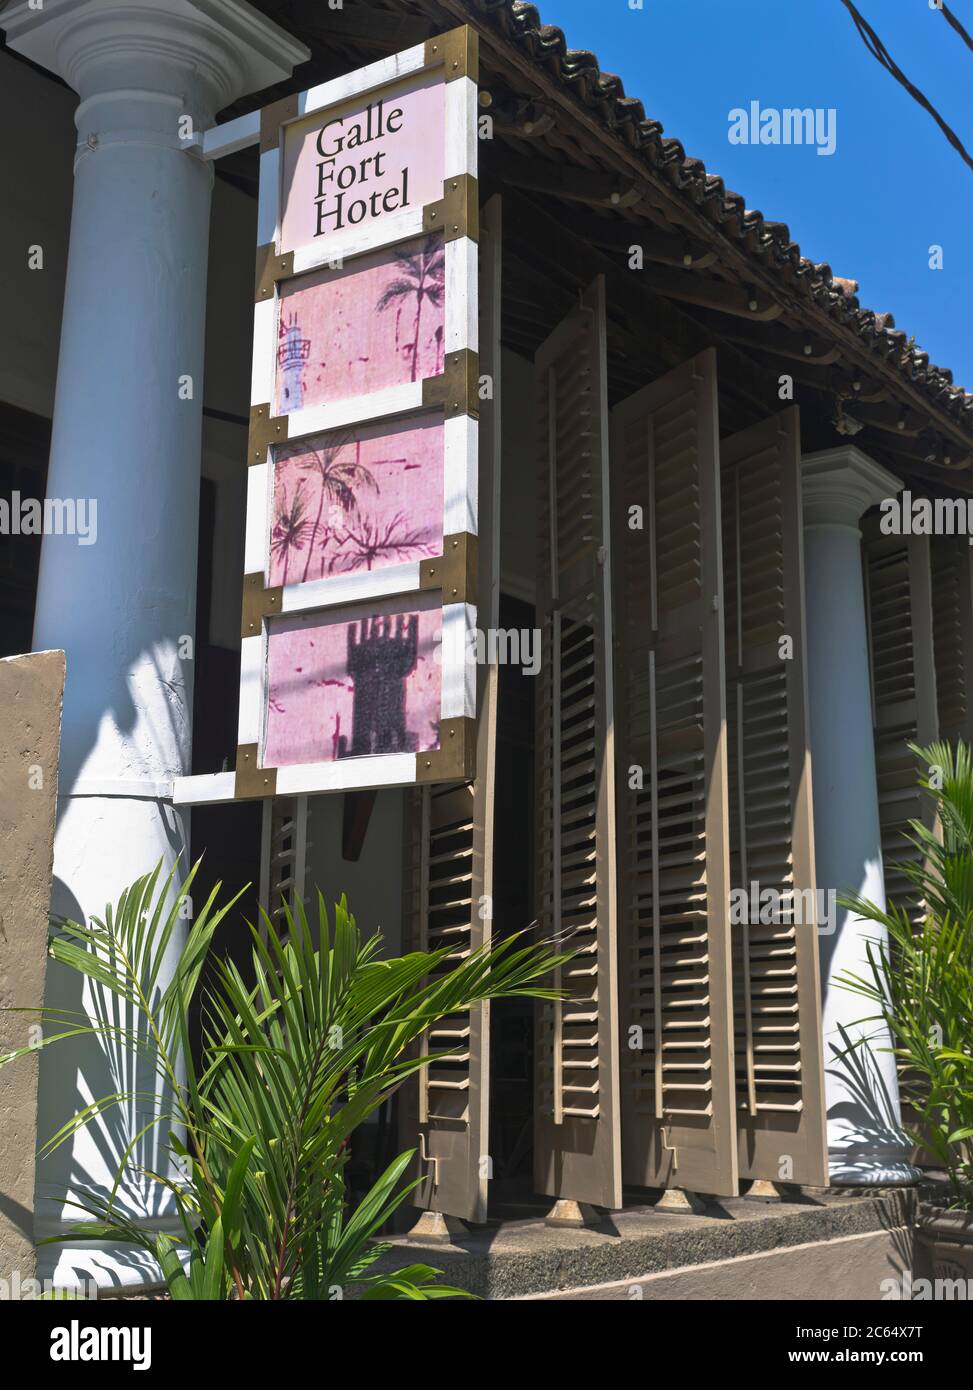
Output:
916,1203,973,1283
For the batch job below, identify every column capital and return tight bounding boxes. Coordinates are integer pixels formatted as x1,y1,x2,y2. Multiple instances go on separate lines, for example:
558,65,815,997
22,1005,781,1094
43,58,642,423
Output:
801,446,902,532
4,0,309,132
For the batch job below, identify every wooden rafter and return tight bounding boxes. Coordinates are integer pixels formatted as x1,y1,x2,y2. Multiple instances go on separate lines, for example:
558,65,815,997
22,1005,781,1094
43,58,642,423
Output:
494,150,640,207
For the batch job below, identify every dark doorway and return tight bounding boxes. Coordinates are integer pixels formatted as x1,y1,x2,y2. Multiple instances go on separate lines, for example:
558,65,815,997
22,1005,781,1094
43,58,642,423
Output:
0,402,50,657
187,478,262,1061
488,592,540,1219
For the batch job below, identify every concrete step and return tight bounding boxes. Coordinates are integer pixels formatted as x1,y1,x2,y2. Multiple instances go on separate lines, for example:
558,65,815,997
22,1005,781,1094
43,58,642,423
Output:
377,1188,915,1300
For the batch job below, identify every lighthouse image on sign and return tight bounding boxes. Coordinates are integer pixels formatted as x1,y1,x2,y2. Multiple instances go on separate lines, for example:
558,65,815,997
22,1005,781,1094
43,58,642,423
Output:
278,311,311,411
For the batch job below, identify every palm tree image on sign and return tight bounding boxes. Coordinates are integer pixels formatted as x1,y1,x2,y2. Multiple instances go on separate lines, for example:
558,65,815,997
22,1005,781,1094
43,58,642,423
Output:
375,236,446,382
269,414,444,585
275,233,446,413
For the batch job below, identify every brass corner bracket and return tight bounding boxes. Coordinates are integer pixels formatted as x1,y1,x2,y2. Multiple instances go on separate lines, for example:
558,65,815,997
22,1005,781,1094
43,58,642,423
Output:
423,174,479,243
259,93,300,154
422,350,480,419
249,403,289,465
235,744,277,800
255,243,295,301
416,717,476,783
424,25,479,83
241,572,283,639
420,532,478,605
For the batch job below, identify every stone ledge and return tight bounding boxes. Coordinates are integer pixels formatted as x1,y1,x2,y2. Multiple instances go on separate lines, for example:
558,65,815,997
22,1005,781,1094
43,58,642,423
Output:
375,1189,916,1300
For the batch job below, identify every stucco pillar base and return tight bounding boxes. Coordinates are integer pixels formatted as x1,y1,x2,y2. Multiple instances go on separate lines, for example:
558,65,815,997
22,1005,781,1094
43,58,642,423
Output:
828,1169,920,1188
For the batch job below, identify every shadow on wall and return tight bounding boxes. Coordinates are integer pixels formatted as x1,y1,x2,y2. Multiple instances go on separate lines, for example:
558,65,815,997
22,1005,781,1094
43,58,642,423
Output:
825,1022,911,1181
33,871,185,1290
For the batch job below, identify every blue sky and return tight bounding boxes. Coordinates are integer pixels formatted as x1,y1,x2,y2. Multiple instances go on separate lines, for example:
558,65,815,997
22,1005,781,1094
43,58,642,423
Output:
536,0,972,390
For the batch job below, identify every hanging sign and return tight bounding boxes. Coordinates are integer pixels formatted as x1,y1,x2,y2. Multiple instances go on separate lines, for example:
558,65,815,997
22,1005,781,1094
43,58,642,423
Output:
174,27,480,806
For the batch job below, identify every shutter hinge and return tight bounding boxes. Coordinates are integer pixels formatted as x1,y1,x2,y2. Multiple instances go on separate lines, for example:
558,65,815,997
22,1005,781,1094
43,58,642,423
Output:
418,1130,440,1187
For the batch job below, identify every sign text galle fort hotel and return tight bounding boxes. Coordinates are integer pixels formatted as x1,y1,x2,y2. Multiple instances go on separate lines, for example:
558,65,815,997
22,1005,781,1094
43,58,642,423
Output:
313,98,411,235
280,70,445,255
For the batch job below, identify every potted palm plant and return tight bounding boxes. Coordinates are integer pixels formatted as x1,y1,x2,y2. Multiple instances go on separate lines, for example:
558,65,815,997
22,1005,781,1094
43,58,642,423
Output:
3,862,565,1300
839,740,973,1281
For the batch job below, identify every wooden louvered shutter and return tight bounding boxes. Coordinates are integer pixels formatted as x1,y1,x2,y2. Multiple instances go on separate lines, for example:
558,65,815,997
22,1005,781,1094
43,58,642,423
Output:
720,407,827,1186
611,349,737,1197
863,524,939,920
397,197,502,1225
534,276,622,1210
931,535,973,746
401,779,491,1220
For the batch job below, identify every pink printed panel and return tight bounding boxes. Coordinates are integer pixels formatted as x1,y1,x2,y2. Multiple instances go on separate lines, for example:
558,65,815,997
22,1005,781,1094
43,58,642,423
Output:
270,414,444,587
280,71,446,256
264,594,443,767
276,234,445,414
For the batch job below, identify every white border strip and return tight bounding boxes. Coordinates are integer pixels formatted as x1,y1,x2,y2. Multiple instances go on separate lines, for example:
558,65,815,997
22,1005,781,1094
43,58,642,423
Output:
250,297,277,410
172,772,237,806
281,560,423,614
298,44,428,118
292,209,427,276
444,414,478,535
245,463,271,576
201,109,261,161
283,383,425,440
257,147,282,247
445,236,478,355
445,77,478,185
440,601,477,719
276,752,417,794
238,635,264,747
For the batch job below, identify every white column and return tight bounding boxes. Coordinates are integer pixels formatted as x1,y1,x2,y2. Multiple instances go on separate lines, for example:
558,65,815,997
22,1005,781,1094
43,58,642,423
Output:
5,0,307,1288
802,447,918,1185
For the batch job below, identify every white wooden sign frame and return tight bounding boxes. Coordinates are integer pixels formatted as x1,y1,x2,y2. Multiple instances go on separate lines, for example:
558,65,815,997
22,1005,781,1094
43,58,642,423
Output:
174,27,480,807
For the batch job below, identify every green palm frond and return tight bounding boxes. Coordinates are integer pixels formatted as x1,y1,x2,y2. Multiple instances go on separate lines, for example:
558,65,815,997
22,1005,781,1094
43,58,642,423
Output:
4,864,566,1298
